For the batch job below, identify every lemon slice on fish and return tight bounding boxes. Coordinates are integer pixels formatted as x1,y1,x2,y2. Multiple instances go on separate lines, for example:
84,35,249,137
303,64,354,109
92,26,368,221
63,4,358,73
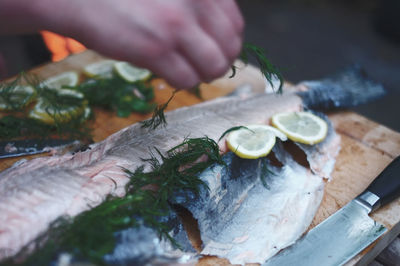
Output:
226,125,283,159
29,88,87,124
114,62,151,83
83,60,117,78
271,111,328,145
42,71,79,89
0,85,36,110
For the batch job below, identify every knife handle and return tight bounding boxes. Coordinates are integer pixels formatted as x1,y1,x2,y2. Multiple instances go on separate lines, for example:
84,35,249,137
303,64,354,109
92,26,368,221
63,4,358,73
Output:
360,156,400,212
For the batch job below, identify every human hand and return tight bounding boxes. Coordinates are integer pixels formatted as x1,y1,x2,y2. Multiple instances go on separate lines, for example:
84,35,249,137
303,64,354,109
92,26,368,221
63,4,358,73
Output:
54,0,244,89
1,0,244,89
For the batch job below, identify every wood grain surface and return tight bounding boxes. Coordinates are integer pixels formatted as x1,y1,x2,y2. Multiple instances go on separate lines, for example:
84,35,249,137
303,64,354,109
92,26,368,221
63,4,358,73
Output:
1,50,400,265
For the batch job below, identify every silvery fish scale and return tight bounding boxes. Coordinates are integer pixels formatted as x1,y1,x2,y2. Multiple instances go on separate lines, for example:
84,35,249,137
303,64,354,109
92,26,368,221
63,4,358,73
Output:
263,200,387,266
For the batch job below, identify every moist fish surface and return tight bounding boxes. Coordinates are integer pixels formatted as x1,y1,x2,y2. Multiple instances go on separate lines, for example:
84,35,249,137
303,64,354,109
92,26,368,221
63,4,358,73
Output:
171,114,339,265
0,66,383,264
172,150,325,265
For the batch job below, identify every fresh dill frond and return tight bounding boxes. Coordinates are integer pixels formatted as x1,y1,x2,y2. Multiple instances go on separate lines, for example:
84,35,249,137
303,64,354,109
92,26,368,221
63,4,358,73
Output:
236,42,284,93
218,126,254,142
8,137,223,265
140,91,176,130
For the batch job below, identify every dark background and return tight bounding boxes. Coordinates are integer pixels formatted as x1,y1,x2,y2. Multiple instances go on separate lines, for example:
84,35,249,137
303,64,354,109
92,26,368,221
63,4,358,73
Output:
1,0,399,131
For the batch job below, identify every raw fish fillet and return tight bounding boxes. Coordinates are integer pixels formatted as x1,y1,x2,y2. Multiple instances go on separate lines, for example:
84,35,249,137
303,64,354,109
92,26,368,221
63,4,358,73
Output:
0,66,383,264
0,93,302,262
173,151,325,265
171,115,339,265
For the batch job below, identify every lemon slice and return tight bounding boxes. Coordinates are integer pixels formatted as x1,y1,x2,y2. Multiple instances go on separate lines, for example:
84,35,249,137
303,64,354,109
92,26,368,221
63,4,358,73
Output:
0,85,36,110
226,125,282,159
114,62,151,83
42,71,79,89
271,111,328,145
83,60,117,78
29,88,86,124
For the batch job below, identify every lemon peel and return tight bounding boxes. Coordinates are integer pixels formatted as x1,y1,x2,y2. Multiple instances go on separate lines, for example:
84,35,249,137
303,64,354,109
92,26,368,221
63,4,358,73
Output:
271,111,328,145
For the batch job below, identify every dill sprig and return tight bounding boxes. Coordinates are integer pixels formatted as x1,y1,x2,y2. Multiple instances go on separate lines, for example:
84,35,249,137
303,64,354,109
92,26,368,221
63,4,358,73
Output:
235,42,284,93
140,91,176,130
71,76,155,117
6,137,223,265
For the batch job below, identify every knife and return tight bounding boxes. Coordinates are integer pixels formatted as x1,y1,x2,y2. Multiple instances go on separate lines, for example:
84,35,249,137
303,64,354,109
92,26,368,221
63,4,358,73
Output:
0,139,79,158
264,156,400,266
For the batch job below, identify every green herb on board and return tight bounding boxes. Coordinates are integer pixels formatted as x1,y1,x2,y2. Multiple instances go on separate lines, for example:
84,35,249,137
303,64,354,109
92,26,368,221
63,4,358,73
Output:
71,75,155,117
0,73,92,141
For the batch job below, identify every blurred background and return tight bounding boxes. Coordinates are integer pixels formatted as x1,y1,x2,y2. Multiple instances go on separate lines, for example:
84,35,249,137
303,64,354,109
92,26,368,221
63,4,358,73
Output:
0,0,399,131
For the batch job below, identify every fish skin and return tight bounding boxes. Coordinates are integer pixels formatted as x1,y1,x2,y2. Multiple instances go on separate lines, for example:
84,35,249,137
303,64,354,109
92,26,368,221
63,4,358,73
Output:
0,93,303,261
297,65,385,110
104,212,197,266
171,148,326,265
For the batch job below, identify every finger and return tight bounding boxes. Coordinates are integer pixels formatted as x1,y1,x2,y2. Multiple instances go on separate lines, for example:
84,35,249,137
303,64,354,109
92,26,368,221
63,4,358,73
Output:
216,0,245,34
177,25,230,82
145,51,200,90
193,0,243,63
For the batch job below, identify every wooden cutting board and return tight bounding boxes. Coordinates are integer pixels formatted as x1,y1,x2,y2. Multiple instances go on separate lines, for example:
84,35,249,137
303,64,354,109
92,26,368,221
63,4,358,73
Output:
1,50,399,265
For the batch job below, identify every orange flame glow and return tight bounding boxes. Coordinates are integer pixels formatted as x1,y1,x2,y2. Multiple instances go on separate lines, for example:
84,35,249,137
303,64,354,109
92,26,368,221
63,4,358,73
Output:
40,31,86,62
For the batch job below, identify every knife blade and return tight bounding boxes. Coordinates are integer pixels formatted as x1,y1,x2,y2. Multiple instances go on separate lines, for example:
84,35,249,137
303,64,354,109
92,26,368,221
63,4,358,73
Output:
0,139,78,158
264,156,400,266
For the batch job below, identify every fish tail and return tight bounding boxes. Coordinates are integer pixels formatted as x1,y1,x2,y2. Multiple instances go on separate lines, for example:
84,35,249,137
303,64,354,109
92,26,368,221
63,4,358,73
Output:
297,65,385,110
